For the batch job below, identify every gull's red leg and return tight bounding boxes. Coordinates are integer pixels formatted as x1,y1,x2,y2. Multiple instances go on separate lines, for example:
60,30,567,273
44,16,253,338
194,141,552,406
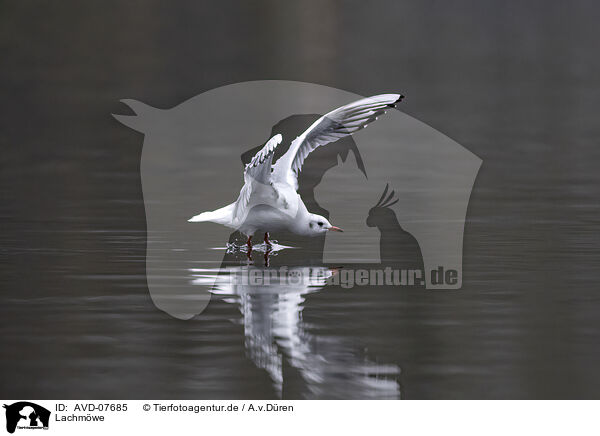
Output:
246,236,252,259
264,232,272,248
264,236,272,267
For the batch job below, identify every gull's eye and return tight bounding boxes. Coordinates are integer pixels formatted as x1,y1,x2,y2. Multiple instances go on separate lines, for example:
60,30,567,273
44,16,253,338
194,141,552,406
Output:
309,223,313,229
318,222,323,227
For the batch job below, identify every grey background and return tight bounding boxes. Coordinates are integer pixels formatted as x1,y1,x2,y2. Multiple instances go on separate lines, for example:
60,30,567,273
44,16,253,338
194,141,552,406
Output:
2,0,600,398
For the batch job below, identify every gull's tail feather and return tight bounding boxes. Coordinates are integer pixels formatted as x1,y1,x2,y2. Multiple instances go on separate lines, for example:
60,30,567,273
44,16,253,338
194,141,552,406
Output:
188,203,235,225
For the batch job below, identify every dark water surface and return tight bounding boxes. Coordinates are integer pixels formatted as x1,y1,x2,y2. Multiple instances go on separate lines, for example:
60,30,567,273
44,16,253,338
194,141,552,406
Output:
2,1,600,398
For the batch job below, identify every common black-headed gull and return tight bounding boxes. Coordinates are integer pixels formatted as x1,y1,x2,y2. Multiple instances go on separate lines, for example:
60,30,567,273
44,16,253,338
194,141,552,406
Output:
188,93,403,249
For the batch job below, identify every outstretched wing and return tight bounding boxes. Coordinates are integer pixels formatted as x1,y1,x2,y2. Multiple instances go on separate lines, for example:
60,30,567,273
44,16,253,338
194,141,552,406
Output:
272,94,403,189
232,133,282,225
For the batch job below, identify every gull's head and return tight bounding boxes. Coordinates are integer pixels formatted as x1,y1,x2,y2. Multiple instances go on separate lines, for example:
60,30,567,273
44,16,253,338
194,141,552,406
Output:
306,214,343,236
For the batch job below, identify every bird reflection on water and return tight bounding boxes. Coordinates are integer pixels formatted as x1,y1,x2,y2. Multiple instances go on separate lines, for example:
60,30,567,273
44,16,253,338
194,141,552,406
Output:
190,264,401,399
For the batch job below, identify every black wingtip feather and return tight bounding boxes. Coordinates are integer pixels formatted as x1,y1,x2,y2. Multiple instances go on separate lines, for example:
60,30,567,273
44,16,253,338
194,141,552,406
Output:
388,94,405,108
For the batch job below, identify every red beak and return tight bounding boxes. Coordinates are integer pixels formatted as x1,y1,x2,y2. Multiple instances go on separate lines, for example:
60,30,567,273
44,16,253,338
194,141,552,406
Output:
328,226,344,232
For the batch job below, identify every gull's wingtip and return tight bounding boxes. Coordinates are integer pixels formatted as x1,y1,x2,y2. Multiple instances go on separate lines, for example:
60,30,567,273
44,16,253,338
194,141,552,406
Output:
266,133,282,147
366,93,405,108
387,94,405,108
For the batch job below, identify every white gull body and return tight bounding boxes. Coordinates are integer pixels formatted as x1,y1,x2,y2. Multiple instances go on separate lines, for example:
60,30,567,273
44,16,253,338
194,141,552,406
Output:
188,94,403,244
